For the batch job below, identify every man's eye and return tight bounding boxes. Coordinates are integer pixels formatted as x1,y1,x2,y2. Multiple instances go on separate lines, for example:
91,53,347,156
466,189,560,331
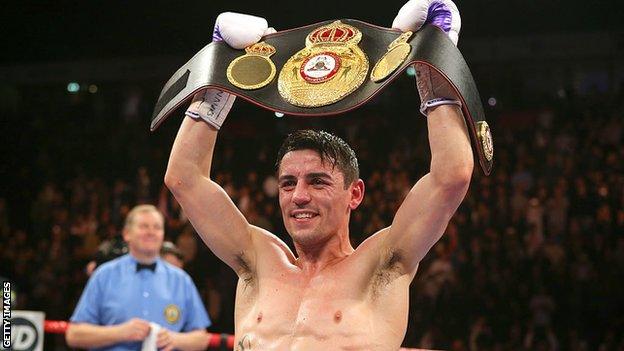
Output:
280,181,295,188
312,178,325,185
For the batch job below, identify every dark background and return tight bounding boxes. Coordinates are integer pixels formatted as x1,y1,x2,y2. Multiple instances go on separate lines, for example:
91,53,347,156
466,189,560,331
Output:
1,1,623,350
3,0,622,64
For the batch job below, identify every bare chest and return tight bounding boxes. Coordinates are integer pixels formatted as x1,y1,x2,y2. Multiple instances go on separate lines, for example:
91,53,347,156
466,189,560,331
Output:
234,267,408,350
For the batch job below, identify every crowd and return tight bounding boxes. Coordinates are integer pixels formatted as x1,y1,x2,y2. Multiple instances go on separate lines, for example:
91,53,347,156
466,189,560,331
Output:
1,85,622,350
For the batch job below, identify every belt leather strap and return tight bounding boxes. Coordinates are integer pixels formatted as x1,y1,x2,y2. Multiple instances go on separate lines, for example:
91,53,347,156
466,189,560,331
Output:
151,19,493,175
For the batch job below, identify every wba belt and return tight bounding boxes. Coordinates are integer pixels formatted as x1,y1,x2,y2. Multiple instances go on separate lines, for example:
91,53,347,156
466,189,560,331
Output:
151,19,493,175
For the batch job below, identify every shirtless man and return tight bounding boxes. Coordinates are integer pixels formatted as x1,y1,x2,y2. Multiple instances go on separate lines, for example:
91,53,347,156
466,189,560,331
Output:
165,1,471,349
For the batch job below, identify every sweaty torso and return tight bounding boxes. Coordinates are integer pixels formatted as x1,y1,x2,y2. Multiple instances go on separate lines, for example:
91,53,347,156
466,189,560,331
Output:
233,231,413,351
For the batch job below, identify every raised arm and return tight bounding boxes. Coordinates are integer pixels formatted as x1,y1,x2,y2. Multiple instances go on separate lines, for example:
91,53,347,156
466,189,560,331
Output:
164,13,278,274
380,0,474,275
165,114,256,272
384,105,473,275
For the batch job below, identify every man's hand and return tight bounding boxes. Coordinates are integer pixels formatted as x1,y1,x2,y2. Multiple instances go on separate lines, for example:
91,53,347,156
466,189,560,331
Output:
213,12,276,49
392,0,460,44
116,318,151,342
156,328,176,351
185,13,276,130
392,0,463,115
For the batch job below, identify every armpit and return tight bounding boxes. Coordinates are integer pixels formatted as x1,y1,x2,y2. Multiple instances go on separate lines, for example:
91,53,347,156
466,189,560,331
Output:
370,250,404,299
235,252,256,290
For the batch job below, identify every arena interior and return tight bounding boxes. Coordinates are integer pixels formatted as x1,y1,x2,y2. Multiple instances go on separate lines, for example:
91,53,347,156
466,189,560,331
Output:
1,1,623,350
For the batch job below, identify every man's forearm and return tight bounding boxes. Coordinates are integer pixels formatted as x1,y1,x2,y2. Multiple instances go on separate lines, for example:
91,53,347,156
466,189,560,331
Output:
426,105,474,187
173,329,209,351
65,323,123,349
166,117,219,186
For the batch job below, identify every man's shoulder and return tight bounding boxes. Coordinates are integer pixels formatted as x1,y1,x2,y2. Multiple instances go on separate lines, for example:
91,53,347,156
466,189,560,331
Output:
91,254,129,278
345,227,401,274
159,260,194,283
352,227,390,255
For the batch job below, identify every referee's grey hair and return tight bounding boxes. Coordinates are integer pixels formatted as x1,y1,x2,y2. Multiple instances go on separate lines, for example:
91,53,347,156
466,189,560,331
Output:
124,204,164,230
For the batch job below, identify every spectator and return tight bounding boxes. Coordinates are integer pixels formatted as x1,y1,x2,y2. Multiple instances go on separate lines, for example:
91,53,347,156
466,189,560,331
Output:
161,241,184,269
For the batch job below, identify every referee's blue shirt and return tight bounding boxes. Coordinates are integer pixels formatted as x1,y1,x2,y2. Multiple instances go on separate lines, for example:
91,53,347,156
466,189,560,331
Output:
70,254,211,351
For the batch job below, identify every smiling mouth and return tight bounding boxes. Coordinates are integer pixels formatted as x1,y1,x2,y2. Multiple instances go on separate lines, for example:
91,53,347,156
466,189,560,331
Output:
291,212,319,220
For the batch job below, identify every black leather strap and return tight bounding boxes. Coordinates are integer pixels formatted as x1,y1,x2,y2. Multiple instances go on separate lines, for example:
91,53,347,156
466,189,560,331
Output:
151,19,492,175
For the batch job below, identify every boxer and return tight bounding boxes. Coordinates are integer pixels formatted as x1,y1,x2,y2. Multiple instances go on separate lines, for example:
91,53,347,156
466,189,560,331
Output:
165,1,472,349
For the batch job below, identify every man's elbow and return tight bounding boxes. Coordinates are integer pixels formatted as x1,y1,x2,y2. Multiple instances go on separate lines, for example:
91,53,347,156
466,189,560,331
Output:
164,164,196,194
164,169,183,192
435,162,473,193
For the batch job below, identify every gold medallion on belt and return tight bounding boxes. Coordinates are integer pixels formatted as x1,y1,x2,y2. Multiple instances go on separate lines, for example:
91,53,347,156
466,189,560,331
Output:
476,121,494,161
278,21,369,107
371,31,413,82
227,42,277,90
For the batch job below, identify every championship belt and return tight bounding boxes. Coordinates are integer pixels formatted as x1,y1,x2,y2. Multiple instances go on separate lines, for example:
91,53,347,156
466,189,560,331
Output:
151,19,493,175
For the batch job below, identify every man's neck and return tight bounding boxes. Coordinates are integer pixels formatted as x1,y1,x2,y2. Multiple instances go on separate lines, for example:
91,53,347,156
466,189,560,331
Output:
129,249,158,264
294,234,354,274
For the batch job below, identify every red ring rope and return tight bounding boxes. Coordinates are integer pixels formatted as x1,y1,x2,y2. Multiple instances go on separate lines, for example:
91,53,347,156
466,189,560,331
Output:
44,320,433,350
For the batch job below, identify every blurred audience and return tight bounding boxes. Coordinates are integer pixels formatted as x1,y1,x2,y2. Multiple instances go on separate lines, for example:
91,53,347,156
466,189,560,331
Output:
1,89,623,350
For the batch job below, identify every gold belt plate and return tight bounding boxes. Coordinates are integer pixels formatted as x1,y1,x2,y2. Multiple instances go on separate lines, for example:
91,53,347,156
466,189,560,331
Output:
278,21,369,108
227,42,277,90
371,31,413,83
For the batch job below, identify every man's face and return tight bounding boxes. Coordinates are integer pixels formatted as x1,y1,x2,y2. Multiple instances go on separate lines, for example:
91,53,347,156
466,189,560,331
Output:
278,150,363,246
123,211,165,259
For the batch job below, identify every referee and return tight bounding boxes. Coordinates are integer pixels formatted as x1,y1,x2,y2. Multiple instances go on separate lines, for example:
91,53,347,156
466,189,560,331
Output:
66,205,210,351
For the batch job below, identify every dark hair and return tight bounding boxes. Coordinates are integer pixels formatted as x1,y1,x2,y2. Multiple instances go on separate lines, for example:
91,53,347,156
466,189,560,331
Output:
275,130,359,188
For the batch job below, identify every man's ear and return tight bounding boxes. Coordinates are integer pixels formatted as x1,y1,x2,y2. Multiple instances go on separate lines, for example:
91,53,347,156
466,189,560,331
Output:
122,227,130,243
349,179,365,210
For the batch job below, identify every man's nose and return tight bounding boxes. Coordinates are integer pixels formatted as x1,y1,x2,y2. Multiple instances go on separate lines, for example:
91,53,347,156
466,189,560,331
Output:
292,182,311,206
146,227,161,235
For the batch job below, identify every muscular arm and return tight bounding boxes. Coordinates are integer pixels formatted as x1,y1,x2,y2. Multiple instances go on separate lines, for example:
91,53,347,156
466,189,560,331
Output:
383,105,473,275
164,117,256,273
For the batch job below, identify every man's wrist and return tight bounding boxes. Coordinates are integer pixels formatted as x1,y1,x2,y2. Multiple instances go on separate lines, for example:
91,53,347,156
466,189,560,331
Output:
110,324,128,343
185,89,236,130
415,63,461,116
420,98,462,116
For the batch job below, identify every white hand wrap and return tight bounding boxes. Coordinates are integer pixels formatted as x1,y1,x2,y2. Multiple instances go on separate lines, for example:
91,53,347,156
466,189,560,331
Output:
185,89,236,130
392,0,462,116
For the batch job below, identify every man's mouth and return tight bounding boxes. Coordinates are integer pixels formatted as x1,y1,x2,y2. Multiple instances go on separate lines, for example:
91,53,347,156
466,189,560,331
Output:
291,211,319,220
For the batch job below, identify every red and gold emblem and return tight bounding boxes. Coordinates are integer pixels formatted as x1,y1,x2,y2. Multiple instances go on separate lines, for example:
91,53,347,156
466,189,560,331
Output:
300,51,341,83
278,21,369,107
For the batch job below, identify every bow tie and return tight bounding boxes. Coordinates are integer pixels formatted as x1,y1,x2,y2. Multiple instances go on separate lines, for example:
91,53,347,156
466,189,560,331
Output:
136,262,157,272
